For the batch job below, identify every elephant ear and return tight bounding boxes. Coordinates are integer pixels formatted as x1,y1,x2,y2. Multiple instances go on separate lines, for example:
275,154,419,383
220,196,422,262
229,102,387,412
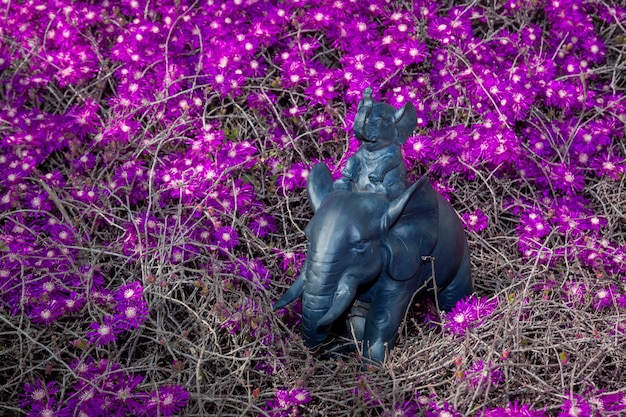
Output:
382,175,439,281
393,102,417,145
307,163,334,213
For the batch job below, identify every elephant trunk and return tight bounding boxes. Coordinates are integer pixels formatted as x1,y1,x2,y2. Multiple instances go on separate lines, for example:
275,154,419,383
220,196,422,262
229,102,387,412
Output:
301,257,357,348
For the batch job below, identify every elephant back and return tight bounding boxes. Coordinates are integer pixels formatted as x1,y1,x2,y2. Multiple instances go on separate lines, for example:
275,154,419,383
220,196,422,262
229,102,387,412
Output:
384,176,439,282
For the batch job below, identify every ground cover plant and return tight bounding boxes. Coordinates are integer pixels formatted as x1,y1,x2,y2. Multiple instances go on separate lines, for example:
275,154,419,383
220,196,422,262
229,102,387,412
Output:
0,0,625,416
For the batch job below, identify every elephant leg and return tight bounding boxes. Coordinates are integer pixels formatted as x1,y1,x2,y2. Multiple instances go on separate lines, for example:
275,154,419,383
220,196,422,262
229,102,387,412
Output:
436,244,473,311
318,301,371,360
361,281,415,364
347,299,370,342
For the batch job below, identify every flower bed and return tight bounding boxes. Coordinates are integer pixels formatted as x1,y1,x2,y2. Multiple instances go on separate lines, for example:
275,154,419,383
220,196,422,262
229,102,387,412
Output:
1,1,625,416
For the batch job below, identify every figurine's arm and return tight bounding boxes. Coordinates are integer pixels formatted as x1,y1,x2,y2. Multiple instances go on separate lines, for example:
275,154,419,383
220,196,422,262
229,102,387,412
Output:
342,154,361,180
333,154,361,192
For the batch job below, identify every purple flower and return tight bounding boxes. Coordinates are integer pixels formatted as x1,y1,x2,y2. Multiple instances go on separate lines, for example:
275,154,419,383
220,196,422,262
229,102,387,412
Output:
592,285,617,311
586,390,626,414
481,400,548,416
287,388,311,406
91,287,115,307
144,385,189,417
465,360,505,389
562,281,587,308
265,388,311,417
549,164,585,194
276,163,310,193
218,141,257,170
559,394,592,417
425,401,463,417
63,292,86,314
397,38,428,65
274,250,306,273
445,298,475,336
249,213,277,238
305,74,337,106
23,190,53,213
114,282,145,307
21,380,58,408
384,400,420,417
114,301,149,330
30,300,64,325
444,296,499,336
229,257,273,290
68,98,100,137
113,374,144,412
86,316,121,346
213,226,239,250
590,152,625,180
404,135,432,165
462,209,489,232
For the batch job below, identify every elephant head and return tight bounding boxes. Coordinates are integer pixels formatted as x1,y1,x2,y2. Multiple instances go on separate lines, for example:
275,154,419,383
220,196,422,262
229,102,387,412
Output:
353,87,418,151
274,163,444,351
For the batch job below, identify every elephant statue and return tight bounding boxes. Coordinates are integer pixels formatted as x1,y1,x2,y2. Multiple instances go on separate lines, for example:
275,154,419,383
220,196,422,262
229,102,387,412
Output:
334,87,417,200
274,163,473,364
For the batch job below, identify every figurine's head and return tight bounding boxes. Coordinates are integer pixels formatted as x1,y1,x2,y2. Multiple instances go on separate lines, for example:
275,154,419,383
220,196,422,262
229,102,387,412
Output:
353,87,418,151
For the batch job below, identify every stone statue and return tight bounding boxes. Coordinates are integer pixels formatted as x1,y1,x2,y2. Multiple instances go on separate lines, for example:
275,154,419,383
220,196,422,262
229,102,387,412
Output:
274,88,473,364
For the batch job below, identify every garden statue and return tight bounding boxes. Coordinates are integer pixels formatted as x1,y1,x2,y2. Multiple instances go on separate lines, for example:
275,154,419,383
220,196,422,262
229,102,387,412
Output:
333,87,416,200
274,88,473,365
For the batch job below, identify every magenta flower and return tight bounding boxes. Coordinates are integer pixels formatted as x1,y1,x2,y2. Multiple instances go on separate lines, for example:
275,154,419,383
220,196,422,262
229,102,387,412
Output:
276,163,310,192
404,135,432,165
114,282,145,307
481,400,548,416
425,401,463,417
397,38,428,65
592,285,617,311
274,249,306,273
20,380,58,408
462,209,489,232
213,226,239,250
444,298,475,336
385,400,419,417
63,292,86,314
86,316,121,346
590,152,625,180
549,164,585,194
265,387,311,417
465,360,505,389
249,213,277,238
229,257,273,290
114,302,149,330
517,209,551,239
305,74,337,106
111,374,145,415
444,296,499,336
23,190,53,214
559,394,592,417
561,281,587,308
144,385,189,417
590,390,626,413
30,300,64,325
284,388,311,406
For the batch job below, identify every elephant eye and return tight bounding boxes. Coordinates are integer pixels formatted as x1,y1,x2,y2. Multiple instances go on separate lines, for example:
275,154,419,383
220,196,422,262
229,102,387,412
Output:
353,239,370,253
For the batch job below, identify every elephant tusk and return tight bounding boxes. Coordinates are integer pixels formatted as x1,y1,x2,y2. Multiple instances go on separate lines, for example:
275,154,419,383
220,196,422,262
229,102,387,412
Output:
317,277,357,327
273,269,305,310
